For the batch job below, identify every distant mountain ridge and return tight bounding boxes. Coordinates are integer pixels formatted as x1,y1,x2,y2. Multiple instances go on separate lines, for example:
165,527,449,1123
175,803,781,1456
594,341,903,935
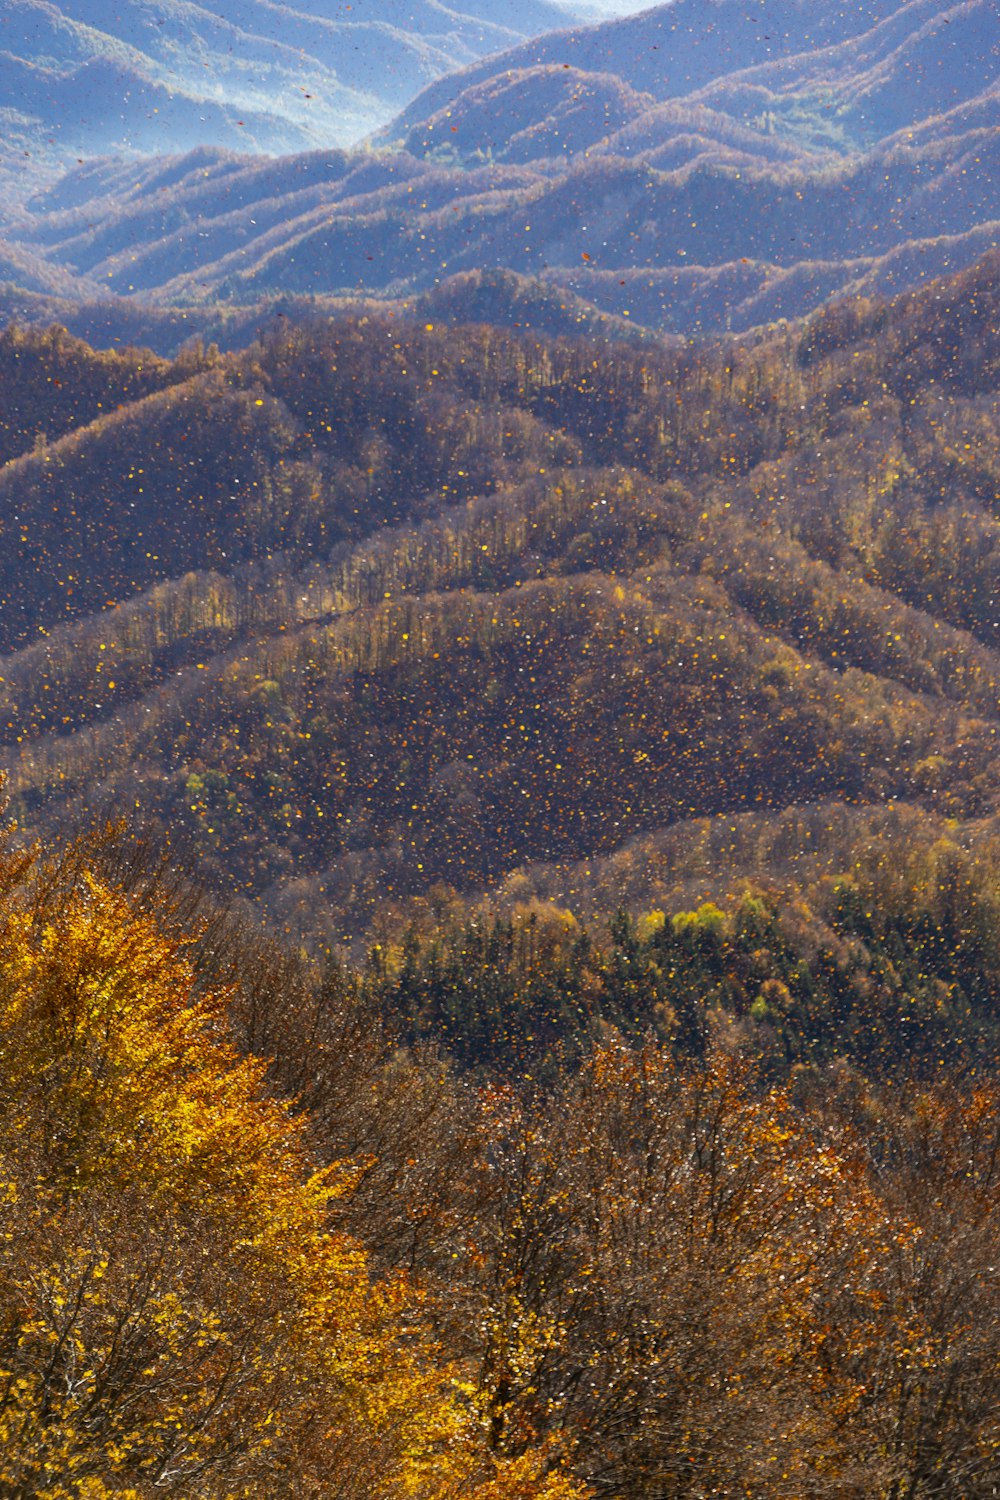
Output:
0,0,996,340
0,0,575,192
383,0,912,136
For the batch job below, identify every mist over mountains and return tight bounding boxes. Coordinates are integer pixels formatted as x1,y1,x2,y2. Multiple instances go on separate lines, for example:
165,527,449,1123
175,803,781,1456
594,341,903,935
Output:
0,4,997,1029
0,0,996,343
0,0,575,190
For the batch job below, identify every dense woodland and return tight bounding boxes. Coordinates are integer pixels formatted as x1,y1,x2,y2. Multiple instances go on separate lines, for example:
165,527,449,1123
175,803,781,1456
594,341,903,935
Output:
0,811,996,1497
0,249,997,1494
2,254,1000,936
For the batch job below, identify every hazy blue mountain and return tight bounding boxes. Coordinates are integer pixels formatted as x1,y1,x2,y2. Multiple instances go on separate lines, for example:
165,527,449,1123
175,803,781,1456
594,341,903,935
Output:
691,0,1000,145
0,0,576,194
382,0,913,140
1,0,996,342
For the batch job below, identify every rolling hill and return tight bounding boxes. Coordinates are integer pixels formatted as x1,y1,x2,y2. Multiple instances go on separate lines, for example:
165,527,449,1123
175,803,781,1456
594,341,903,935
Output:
0,252,999,964
383,0,913,135
0,5,998,1492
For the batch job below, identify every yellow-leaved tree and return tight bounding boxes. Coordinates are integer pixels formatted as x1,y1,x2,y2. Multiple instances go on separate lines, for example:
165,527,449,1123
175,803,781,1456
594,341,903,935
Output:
0,829,586,1500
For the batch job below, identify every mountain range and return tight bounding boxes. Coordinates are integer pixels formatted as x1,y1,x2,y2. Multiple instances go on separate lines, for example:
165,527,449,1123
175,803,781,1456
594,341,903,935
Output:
0,0,996,342
0,0,574,195
1,2,999,1491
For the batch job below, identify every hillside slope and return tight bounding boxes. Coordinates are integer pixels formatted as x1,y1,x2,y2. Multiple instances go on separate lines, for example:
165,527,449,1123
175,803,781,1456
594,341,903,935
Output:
0,254,999,954
384,0,911,135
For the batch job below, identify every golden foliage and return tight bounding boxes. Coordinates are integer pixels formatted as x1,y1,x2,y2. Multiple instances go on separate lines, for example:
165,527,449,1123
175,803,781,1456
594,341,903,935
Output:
0,841,573,1498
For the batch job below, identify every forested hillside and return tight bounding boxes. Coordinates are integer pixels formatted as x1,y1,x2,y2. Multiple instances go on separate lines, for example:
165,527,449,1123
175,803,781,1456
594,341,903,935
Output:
0,253,997,1018
0,808,995,1497
0,189,998,1500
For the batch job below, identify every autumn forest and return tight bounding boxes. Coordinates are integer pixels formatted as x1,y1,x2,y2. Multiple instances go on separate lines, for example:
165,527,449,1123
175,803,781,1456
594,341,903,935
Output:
1,0,1000,1477
0,233,994,1495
